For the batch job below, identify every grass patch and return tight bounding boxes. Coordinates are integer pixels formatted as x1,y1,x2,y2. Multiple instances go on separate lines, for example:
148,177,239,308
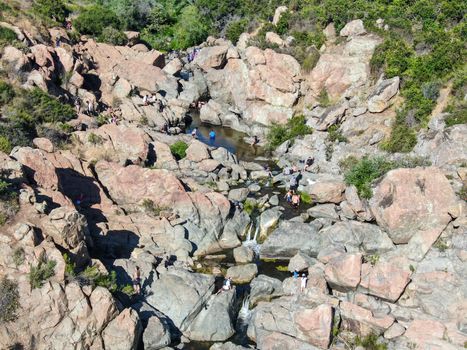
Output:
299,191,313,204
88,132,104,145
12,247,24,267
170,141,188,160
141,198,169,217
433,237,448,252
318,89,331,107
0,277,19,323
29,254,56,289
380,112,417,153
327,125,347,143
266,115,312,150
275,265,288,272
243,198,257,216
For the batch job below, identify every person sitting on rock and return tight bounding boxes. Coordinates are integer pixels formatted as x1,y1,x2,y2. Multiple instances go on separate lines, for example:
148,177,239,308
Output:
191,127,198,138
251,135,259,146
304,156,314,171
291,192,300,209
216,277,232,294
133,266,142,295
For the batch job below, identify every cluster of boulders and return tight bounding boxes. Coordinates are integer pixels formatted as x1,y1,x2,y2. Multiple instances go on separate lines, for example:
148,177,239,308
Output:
0,11,466,350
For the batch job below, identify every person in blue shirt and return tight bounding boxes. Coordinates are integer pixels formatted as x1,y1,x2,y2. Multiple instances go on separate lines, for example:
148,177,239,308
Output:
293,270,299,279
209,130,216,139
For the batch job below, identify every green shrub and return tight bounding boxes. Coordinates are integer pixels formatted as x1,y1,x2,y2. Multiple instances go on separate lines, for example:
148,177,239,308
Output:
120,284,135,296
266,115,312,149
299,191,312,204
29,254,57,289
78,266,118,292
0,81,15,106
243,199,257,215
444,103,467,127
88,133,104,145
380,111,417,153
33,0,68,24
356,332,387,350
141,198,167,217
12,248,24,267
75,6,121,36
302,49,320,73
370,36,413,78
0,213,6,226
0,136,12,154
171,5,208,50
317,89,331,107
99,26,127,45
0,26,18,48
327,125,347,143
275,11,291,35
170,141,188,159
344,157,395,199
225,19,248,44
63,253,76,279
0,277,19,323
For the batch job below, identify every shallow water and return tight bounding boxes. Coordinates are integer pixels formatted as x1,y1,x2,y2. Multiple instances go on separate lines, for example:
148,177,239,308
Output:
185,111,267,162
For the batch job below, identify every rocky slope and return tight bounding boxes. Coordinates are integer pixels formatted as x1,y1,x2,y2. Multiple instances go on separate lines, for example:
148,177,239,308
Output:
0,8,466,350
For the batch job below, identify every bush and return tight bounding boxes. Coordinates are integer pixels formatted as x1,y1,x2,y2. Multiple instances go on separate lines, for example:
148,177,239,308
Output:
63,253,76,279
0,81,15,106
370,36,413,78
0,27,17,48
29,254,57,289
243,198,257,215
171,5,208,50
170,141,188,159
0,277,19,323
0,136,12,154
318,89,331,107
74,6,121,36
78,266,118,292
88,133,104,145
141,198,167,217
266,115,312,149
33,0,68,24
99,26,127,45
299,191,312,204
444,104,467,127
328,125,347,143
344,157,395,199
275,10,291,35
12,247,24,267
225,19,248,44
356,332,387,350
380,115,418,153
301,49,320,73
120,284,135,296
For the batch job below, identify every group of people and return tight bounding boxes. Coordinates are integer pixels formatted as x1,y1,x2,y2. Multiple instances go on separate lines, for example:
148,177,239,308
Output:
285,189,301,208
142,94,164,112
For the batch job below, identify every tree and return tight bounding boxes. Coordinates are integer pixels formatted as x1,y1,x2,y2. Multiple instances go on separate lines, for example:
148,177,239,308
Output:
171,5,208,50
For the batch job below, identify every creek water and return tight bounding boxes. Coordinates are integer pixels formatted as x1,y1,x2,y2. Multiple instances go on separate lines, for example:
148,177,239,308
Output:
185,111,267,163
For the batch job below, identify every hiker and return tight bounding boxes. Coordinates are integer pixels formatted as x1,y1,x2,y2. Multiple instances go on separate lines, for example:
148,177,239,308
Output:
284,166,292,175
291,192,300,209
289,175,298,191
86,100,94,116
304,156,314,171
265,165,273,178
293,270,299,279
133,266,142,295
191,127,198,138
74,98,81,113
251,135,259,146
284,190,293,203
143,94,149,106
55,37,60,47
300,273,307,292
209,130,216,139
292,164,298,173
217,277,232,294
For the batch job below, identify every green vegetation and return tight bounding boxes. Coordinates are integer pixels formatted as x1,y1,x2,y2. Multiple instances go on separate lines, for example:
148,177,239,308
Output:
63,253,76,279
0,136,12,154
299,191,312,205
275,265,288,272
0,26,17,49
433,237,448,252
33,0,68,24
99,26,127,45
0,277,19,323
78,265,118,292
317,89,331,107
301,49,320,73
355,333,387,350
12,247,25,267
74,5,121,37
225,19,248,44
380,112,418,153
87,132,104,145
141,198,168,217
327,125,347,143
0,177,19,226
29,254,57,289
121,284,135,296
266,115,312,150
363,254,380,266
243,198,257,215
0,80,15,107
170,141,188,160
344,155,431,198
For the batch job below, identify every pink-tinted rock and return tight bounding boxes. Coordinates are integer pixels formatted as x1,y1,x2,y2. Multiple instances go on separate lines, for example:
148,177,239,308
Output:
54,47,74,73
340,301,394,335
102,308,142,350
324,253,362,290
309,181,346,204
340,19,367,37
404,319,446,344
198,159,221,172
30,44,54,68
294,304,333,348
370,167,460,258
33,137,54,153
360,260,411,302
194,45,229,71
245,46,266,66
186,140,210,162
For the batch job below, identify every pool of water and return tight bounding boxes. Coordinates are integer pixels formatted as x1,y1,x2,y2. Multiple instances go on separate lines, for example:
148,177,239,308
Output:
185,111,267,163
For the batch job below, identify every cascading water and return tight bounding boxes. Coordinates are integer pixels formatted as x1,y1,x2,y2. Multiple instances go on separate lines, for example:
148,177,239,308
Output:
243,222,261,256
237,295,252,323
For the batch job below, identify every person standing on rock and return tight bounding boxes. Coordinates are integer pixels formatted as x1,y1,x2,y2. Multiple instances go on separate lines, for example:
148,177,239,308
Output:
74,98,81,113
300,273,307,292
133,266,142,295
291,192,300,209
209,130,216,139
143,94,148,106
86,100,94,116
285,190,293,203
289,175,298,191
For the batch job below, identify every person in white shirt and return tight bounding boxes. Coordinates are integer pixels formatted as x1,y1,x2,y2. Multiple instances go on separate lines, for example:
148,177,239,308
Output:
300,274,307,292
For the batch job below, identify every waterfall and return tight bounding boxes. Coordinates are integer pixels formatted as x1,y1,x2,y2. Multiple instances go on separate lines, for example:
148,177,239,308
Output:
237,295,251,323
243,221,261,256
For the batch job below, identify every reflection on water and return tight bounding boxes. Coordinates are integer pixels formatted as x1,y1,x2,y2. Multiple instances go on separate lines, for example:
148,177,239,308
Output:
185,111,266,162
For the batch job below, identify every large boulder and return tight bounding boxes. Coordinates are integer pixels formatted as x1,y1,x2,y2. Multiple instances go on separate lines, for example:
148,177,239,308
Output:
145,269,215,329
308,181,346,203
339,19,367,37
261,221,322,259
324,253,362,290
102,308,142,350
370,167,460,259
249,275,283,306
194,45,229,71
367,77,400,113
185,289,236,341
226,263,258,283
